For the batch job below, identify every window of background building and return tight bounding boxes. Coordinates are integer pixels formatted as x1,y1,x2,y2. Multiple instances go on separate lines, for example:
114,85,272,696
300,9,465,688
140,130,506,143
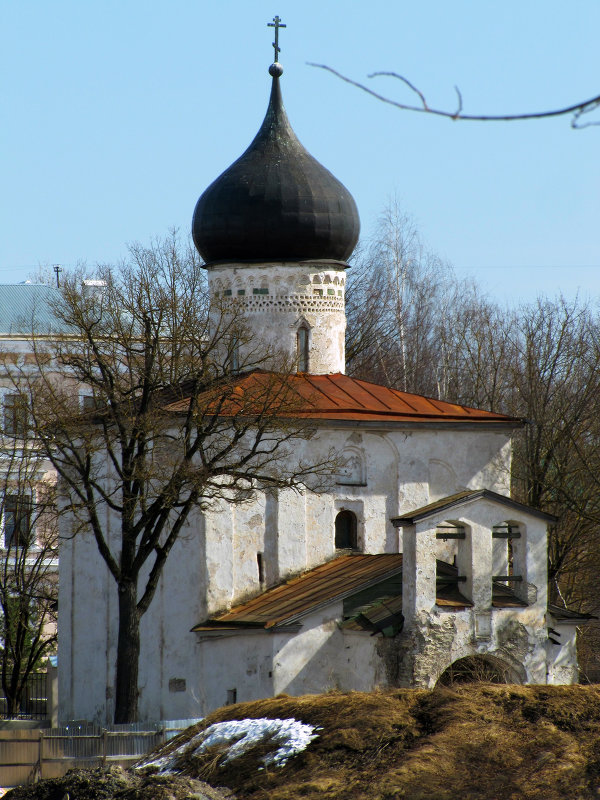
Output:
3,393,28,436
4,494,33,549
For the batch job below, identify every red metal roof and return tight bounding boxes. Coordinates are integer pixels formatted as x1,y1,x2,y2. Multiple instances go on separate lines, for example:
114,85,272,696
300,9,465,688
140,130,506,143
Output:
192,554,404,631
165,370,521,426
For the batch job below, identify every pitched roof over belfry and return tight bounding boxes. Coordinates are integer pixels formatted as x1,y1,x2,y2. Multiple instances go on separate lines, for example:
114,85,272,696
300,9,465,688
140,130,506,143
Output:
164,370,522,428
391,489,558,526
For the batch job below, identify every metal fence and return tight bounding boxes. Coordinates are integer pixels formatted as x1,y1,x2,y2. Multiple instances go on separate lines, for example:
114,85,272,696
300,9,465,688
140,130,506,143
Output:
0,672,47,720
0,718,203,787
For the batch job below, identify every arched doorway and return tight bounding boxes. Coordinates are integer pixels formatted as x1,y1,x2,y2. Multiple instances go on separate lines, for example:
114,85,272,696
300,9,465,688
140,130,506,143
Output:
436,655,518,687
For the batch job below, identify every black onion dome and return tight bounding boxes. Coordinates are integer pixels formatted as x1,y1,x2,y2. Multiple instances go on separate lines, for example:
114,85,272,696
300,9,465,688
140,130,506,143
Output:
192,69,360,264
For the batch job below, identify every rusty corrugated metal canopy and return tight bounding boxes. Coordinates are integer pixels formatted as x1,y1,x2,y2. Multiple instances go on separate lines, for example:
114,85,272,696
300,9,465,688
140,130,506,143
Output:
391,489,558,526
192,551,573,632
341,594,404,634
164,370,522,426
192,553,404,632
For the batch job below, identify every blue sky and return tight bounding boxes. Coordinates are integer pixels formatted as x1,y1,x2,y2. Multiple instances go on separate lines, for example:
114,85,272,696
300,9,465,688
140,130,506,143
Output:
2,2,599,305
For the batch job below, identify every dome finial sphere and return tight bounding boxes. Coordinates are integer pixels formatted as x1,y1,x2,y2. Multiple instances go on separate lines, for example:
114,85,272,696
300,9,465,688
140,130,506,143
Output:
269,62,284,77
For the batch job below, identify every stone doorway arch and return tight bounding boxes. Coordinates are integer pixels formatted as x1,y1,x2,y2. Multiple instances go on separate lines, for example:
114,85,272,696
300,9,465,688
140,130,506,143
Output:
436,654,521,687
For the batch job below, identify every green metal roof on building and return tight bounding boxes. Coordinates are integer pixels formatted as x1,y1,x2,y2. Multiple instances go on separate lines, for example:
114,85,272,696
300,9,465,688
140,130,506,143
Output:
0,283,68,335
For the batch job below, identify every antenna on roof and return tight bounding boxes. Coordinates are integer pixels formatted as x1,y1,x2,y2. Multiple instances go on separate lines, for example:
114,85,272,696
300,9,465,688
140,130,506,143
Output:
53,264,62,288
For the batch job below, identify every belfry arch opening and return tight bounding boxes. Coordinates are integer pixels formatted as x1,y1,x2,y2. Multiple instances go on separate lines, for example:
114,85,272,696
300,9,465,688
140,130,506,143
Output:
436,655,519,687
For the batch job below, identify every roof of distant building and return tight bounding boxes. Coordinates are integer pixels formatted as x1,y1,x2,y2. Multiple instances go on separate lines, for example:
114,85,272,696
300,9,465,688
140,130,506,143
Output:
0,283,66,335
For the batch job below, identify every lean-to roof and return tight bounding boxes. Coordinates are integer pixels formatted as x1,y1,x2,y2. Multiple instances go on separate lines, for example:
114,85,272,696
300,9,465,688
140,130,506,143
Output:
192,552,536,635
193,554,404,632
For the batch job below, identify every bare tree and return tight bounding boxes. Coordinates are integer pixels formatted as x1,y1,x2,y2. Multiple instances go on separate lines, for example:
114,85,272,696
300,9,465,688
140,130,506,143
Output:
20,232,335,723
346,199,458,397
0,404,58,717
508,299,600,600
347,209,600,621
433,293,600,607
436,291,518,412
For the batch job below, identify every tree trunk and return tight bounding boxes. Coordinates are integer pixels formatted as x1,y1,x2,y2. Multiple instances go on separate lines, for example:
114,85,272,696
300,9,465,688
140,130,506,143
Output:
3,670,23,718
4,690,18,718
114,580,140,723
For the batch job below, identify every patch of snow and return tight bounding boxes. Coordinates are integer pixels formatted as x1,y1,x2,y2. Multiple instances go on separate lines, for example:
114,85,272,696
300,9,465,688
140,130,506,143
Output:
194,717,320,767
136,752,179,773
137,729,208,774
136,717,320,773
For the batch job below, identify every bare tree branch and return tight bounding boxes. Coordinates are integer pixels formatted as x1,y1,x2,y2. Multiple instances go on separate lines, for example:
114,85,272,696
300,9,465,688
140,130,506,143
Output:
309,63,600,128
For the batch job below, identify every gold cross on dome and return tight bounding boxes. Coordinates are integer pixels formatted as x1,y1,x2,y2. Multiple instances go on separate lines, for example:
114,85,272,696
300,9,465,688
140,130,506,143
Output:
268,15,286,62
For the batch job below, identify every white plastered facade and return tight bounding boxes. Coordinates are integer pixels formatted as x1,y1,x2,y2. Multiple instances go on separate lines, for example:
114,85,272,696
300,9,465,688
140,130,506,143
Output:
57,412,579,724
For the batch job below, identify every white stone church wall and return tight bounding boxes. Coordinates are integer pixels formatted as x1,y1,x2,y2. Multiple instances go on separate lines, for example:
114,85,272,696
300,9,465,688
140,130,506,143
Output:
58,423,514,723
194,605,382,715
545,622,579,684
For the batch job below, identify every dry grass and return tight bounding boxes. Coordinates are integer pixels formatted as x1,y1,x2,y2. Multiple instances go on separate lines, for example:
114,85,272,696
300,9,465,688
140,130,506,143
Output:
11,686,600,799
192,685,600,800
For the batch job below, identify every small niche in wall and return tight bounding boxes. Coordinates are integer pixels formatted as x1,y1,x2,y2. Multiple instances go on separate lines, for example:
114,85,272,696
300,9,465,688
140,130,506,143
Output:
169,678,186,693
226,688,237,705
336,449,366,486
297,326,309,372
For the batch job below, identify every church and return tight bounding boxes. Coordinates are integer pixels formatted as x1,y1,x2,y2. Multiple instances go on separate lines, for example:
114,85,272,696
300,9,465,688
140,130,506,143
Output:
58,39,588,724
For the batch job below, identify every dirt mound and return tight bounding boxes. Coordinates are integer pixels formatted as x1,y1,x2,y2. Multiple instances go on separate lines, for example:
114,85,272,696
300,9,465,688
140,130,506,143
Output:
138,684,600,799
4,765,233,800
9,685,600,799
